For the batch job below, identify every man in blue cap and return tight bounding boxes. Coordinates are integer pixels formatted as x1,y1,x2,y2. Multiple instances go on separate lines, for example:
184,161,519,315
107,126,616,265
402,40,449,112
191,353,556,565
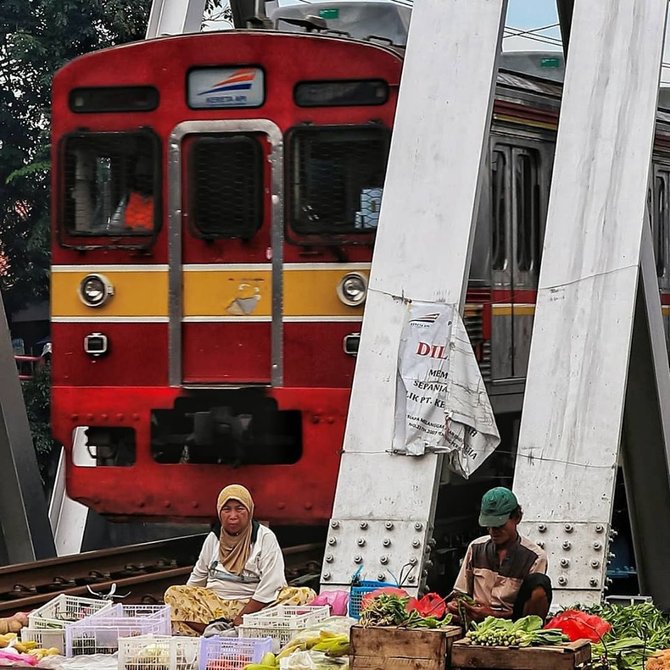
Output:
446,486,552,622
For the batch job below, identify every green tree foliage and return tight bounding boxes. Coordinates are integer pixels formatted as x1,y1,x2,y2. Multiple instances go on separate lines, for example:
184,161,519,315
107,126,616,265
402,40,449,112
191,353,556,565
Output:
0,0,151,311
1,1,151,476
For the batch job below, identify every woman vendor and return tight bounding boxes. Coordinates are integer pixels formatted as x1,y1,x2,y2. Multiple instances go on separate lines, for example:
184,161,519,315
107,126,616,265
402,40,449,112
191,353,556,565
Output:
164,484,315,635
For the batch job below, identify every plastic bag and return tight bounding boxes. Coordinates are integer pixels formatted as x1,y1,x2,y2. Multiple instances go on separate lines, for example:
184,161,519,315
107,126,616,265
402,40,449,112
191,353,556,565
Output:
545,610,612,642
280,651,348,670
311,591,350,617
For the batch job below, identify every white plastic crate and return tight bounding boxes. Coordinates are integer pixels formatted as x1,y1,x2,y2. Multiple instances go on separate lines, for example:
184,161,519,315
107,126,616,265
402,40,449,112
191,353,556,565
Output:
21,627,67,655
65,604,171,657
28,594,112,629
119,634,171,670
118,635,200,670
238,606,330,651
170,636,200,670
199,636,272,670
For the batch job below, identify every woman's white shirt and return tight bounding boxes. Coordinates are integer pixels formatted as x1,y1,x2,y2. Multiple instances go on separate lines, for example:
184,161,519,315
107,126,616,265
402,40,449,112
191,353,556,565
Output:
187,525,287,603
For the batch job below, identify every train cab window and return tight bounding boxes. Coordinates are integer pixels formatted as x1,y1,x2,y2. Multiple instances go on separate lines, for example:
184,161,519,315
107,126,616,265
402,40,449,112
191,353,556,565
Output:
187,135,263,239
653,171,669,277
491,150,508,271
61,132,159,238
514,149,541,273
288,126,390,235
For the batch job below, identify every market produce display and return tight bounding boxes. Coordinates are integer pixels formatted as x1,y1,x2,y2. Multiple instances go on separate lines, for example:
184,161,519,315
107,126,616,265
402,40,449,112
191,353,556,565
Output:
465,616,569,647
580,603,670,670
358,594,453,629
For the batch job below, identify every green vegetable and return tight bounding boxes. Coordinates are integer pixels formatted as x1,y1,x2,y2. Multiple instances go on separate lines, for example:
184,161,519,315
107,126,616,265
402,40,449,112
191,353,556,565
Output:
578,603,670,670
465,616,569,647
359,594,453,629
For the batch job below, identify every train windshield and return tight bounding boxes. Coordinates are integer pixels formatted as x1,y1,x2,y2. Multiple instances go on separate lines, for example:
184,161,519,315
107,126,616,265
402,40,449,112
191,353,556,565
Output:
61,131,159,239
289,126,390,235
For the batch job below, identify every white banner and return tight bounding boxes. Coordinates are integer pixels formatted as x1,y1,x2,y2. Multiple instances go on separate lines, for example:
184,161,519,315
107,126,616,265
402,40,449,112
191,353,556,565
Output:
393,301,500,477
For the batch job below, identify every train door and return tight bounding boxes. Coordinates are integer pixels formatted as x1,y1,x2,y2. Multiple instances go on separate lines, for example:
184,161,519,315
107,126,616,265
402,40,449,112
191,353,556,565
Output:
168,120,283,386
651,163,670,352
490,141,548,381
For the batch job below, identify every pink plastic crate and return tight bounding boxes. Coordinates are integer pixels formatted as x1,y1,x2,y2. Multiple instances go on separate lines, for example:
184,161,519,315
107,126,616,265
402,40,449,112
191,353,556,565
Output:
65,604,171,657
198,636,272,670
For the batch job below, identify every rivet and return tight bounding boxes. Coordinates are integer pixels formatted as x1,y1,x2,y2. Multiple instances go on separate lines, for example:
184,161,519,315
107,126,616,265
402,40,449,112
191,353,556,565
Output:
357,538,366,547
323,572,331,581
590,578,599,587
328,537,337,546
610,529,619,538
409,557,418,566
562,541,571,550
164,501,171,508
408,575,417,583
538,524,547,532
383,539,391,547
608,552,616,560
564,524,573,533
325,554,333,563
560,559,570,568
595,524,604,533
71,414,79,421
360,521,368,530
86,413,94,421
385,522,394,530
412,540,421,548
101,413,108,421
591,560,600,569
558,576,568,586
378,573,386,581
537,541,545,548
116,413,124,421
593,542,602,550
330,520,340,529
354,555,362,564
606,577,613,585
414,522,423,531
380,556,389,565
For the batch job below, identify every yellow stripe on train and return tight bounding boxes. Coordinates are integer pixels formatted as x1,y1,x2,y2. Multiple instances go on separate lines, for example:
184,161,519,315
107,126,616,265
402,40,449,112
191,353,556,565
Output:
51,266,368,318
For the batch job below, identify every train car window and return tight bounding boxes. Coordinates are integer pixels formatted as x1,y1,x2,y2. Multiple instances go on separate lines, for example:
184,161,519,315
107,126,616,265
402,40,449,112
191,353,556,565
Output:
61,132,159,237
288,126,390,235
294,80,389,107
69,87,159,113
491,150,508,271
654,173,668,277
187,135,263,239
514,150,541,273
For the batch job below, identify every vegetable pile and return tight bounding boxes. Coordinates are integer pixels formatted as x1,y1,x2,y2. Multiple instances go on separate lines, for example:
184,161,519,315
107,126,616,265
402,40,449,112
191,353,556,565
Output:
465,616,569,647
579,603,670,670
359,594,453,629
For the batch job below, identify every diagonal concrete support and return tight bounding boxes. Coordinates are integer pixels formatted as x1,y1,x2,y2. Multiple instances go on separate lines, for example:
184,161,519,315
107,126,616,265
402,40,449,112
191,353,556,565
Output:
321,0,507,592
0,295,55,563
514,0,669,607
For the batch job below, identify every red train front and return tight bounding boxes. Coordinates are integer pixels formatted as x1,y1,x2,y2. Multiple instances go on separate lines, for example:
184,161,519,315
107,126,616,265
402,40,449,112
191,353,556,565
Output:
51,31,402,523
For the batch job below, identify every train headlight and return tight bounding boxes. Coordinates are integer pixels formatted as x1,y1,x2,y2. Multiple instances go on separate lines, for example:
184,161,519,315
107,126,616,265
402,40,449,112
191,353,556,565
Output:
337,272,368,307
79,274,114,307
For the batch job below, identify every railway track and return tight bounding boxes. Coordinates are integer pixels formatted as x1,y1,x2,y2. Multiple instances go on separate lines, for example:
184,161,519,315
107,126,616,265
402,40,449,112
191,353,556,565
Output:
0,535,323,616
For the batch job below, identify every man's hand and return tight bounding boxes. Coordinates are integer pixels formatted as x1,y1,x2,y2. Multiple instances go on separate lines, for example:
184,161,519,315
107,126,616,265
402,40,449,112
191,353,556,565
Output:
463,602,508,621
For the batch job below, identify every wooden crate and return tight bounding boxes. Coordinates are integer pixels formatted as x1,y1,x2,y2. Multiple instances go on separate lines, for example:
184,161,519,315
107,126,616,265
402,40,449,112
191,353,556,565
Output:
350,625,463,670
451,638,591,670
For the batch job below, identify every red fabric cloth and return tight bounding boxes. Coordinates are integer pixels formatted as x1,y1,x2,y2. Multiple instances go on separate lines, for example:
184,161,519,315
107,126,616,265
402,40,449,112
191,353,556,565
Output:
545,610,611,642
